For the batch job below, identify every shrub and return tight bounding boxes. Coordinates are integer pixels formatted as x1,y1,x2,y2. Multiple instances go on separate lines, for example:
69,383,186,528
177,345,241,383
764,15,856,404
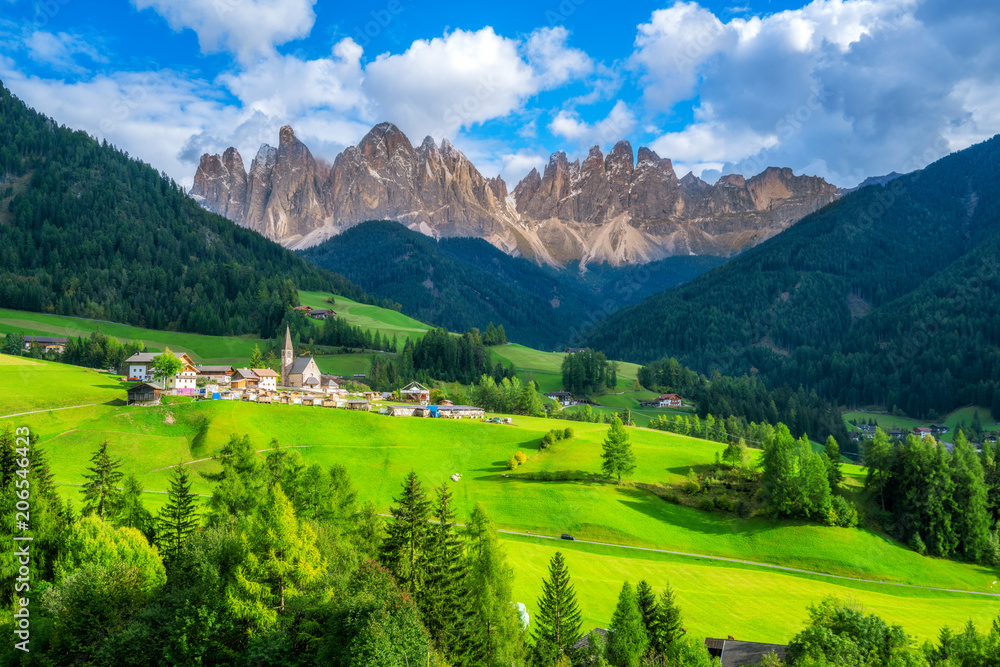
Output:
540,433,553,449
831,495,858,528
909,532,927,555
714,495,733,512
663,490,680,504
551,429,564,441
506,456,518,470
683,480,701,495
563,427,574,439
698,497,714,511
514,451,527,465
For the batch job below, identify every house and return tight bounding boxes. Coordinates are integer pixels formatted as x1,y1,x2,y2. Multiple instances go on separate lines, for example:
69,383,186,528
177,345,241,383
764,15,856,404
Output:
126,382,162,406
197,365,234,384
252,368,278,392
544,391,573,406
292,305,313,312
307,309,335,320
124,351,195,382
167,362,199,395
320,377,345,395
23,336,69,354
401,381,430,402
654,393,683,408
929,424,949,434
704,638,787,667
234,368,259,389
344,400,371,411
913,427,933,438
565,347,586,354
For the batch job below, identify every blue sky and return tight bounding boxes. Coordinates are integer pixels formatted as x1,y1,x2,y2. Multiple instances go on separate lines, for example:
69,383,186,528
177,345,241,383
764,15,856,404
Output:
1,0,998,189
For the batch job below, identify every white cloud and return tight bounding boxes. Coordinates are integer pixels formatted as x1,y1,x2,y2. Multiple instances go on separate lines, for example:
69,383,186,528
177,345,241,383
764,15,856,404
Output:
363,28,538,141
25,31,106,71
501,150,546,184
549,100,636,146
632,0,1000,186
132,0,317,64
525,26,592,88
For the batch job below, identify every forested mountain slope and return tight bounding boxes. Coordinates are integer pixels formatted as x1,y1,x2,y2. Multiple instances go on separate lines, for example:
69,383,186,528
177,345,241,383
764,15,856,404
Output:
0,82,367,339
299,220,724,349
585,135,1000,419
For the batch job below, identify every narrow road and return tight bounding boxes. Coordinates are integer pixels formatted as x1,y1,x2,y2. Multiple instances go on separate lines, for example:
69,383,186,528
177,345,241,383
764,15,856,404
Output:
493,529,1000,598
0,403,105,419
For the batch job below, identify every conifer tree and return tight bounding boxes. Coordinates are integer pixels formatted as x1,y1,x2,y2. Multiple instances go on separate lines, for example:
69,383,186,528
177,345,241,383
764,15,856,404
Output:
157,465,199,562
824,435,843,488
649,584,684,656
532,552,583,660
952,431,991,562
606,582,647,667
380,471,431,597
81,439,124,521
248,344,264,369
635,580,658,640
601,416,636,484
117,473,155,542
423,482,467,656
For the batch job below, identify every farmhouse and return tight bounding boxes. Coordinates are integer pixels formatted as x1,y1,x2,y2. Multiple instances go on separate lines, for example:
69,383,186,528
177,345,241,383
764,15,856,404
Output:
320,376,345,395
23,336,69,354
307,309,335,320
647,393,682,408
234,368,259,389
252,368,278,392
197,365,234,384
344,400,371,411
124,351,195,382
913,427,933,438
166,362,199,395
126,382,162,406
401,381,430,402
544,391,573,406
565,347,586,354
704,638,787,667
292,305,312,312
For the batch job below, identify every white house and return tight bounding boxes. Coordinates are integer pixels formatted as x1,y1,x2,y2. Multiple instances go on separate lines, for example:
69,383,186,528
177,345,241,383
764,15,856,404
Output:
252,368,278,392
125,351,195,385
166,362,199,395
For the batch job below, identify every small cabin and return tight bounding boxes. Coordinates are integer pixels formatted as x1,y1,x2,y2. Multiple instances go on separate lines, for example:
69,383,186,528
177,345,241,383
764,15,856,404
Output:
126,382,162,407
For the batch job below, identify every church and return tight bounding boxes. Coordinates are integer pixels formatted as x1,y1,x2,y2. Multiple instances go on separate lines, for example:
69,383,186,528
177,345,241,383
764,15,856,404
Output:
280,326,322,389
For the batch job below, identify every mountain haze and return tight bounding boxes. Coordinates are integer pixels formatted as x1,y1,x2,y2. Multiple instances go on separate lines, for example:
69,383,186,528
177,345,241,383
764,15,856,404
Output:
192,123,839,267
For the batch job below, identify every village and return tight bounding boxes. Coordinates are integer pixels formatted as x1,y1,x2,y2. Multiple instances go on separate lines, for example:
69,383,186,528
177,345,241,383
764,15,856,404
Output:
122,326,492,421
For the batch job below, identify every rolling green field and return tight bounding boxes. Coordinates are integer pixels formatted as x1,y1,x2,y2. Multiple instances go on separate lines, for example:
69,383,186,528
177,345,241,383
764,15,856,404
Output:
843,406,998,441
491,343,643,393
0,308,264,363
5,357,998,643
0,355,127,415
297,291,432,343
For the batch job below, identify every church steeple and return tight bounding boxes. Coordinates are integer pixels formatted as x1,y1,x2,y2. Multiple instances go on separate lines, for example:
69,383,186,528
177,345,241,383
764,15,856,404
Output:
280,325,294,387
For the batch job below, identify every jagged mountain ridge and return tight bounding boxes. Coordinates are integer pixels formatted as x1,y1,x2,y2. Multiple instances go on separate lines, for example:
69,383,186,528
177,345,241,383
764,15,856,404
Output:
192,123,839,266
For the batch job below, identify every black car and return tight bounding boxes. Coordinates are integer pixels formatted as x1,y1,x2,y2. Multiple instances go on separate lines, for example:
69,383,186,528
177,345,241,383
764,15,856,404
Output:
560,534,575,541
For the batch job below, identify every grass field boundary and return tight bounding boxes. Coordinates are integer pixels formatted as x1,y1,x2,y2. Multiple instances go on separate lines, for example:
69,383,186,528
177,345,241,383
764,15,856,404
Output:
495,530,1000,598
0,403,105,420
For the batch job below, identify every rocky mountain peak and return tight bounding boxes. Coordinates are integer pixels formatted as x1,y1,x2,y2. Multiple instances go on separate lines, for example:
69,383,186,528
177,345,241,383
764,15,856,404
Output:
192,122,839,266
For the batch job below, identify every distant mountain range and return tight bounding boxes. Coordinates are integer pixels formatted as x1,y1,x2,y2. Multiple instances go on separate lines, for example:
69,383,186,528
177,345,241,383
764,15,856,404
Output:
584,134,1000,420
191,123,839,267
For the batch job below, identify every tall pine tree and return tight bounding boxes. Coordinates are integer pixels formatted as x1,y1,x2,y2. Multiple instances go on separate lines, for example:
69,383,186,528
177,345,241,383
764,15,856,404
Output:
380,471,431,598
81,439,124,521
532,551,583,661
601,416,636,484
606,582,647,667
157,465,199,562
423,482,467,657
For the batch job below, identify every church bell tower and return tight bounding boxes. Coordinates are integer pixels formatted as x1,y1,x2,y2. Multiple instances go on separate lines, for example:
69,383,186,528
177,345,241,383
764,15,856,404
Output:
281,325,293,387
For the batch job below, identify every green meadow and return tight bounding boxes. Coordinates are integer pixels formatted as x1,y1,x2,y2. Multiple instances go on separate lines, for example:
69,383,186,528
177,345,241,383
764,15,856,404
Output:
297,291,432,343
491,343,644,393
5,357,998,643
843,406,998,441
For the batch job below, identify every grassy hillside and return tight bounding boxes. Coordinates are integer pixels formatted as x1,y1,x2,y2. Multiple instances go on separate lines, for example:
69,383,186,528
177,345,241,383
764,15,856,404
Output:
297,291,432,343
8,357,998,643
491,343,643,393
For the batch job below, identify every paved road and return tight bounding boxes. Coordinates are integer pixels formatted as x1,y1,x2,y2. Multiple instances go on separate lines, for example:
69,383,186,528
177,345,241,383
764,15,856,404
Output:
0,403,104,419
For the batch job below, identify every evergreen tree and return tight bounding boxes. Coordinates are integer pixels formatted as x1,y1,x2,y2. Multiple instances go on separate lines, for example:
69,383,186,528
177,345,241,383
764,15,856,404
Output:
81,439,124,521
825,435,843,488
423,482,467,657
116,473,155,542
601,417,636,484
635,580,658,646
606,582,647,667
380,471,432,598
951,431,991,562
649,584,684,656
157,465,199,562
532,551,583,661
203,433,265,520
864,428,893,513
249,344,264,369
